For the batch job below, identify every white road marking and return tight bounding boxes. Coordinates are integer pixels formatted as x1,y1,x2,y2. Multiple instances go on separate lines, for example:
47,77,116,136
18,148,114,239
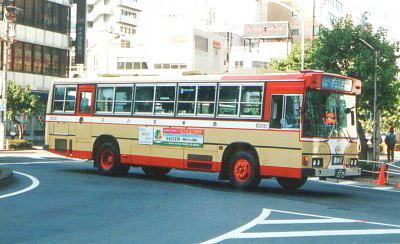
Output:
1,160,89,165
201,208,400,243
0,171,40,199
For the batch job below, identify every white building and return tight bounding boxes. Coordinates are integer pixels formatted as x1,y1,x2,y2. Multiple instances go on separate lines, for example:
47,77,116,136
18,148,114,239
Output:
72,0,225,77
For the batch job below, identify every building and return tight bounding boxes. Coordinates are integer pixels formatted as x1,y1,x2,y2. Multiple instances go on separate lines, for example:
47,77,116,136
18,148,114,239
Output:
70,0,225,77
70,0,143,77
0,0,72,144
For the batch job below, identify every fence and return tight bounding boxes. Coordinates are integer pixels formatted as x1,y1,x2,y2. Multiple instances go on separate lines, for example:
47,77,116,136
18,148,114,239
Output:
358,160,400,186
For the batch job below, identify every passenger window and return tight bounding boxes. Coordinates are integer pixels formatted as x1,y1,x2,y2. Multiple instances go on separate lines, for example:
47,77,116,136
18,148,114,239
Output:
134,86,154,113
196,86,215,115
269,95,302,129
218,85,240,116
177,86,196,115
114,86,133,113
95,87,114,113
52,85,76,113
155,86,176,115
240,85,263,116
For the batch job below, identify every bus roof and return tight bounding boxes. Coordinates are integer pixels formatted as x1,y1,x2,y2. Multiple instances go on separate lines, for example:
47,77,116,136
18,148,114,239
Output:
52,70,356,85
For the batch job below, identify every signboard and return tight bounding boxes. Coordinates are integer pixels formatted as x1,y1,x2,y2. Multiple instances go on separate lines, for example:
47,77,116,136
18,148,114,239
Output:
139,127,153,145
243,22,289,39
322,76,353,92
139,127,204,147
75,0,86,64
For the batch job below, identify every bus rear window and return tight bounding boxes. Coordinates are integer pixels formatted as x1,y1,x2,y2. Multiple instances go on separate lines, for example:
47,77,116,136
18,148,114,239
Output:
52,85,77,113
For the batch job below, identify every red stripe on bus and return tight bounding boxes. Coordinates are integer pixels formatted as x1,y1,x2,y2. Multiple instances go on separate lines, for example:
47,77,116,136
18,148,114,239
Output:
48,148,302,177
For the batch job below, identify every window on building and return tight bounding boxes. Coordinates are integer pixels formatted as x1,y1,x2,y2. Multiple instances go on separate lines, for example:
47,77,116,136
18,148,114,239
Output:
52,3,60,32
43,47,52,75
59,49,69,78
33,45,42,74
52,49,60,76
34,0,44,28
15,0,25,25
25,0,34,26
13,42,23,71
235,61,243,68
291,29,299,35
195,35,208,52
60,5,70,34
44,2,53,30
24,44,33,73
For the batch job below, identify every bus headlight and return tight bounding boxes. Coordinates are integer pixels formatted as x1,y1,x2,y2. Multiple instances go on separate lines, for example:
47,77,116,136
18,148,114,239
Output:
312,158,323,168
350,158,358,167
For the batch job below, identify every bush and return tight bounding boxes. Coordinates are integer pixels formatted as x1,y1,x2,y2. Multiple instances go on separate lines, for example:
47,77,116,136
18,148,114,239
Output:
9,140,33,150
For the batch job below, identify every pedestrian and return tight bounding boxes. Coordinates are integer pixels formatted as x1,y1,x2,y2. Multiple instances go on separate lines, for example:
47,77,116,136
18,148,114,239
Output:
384,127,397,162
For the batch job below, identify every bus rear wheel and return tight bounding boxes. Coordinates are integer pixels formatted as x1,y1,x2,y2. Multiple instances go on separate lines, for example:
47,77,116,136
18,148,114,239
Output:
96,143,130,176
228,152,260,189
276,177,307,191
141,166,171,177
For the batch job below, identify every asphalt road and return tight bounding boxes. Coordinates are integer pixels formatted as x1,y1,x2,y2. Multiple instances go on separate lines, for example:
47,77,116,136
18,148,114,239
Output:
1,155,400,243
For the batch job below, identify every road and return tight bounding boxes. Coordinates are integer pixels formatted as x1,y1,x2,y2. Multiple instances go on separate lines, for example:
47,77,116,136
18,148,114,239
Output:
1,153,400,243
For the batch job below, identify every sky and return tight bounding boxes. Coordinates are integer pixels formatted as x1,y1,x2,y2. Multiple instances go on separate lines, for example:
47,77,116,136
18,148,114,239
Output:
349,0,400,41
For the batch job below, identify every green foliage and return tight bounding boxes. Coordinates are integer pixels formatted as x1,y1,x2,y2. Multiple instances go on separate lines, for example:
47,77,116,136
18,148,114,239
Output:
9,140,33,150
6,81,44,140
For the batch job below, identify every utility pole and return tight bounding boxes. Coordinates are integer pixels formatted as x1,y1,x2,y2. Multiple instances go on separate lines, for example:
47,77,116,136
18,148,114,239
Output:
0,0,17,150
358,37,379,160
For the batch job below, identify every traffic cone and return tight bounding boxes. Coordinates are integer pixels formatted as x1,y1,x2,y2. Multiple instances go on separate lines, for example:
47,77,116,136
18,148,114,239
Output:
376,164,386,185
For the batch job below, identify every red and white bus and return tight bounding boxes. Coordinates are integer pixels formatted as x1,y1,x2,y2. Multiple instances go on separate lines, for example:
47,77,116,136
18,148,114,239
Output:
45,70,361,190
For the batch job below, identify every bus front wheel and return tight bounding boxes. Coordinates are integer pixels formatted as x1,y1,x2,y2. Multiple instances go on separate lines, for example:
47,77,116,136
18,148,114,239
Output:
228,152,260,189
95,143,130,176
142,166,171,177
276,177,307,191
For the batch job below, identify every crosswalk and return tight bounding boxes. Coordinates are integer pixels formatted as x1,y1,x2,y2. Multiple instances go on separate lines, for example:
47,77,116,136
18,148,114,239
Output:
201,208,400,243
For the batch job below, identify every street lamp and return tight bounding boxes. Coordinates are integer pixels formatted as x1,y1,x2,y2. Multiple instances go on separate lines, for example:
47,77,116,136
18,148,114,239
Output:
358,37,379,160
266,0,305,70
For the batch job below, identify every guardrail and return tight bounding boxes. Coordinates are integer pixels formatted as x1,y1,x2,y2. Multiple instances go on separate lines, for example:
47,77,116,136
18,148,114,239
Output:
358,160,400,186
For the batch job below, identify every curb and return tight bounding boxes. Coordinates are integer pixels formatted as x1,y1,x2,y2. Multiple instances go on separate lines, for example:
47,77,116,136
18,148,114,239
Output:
0,167,14,188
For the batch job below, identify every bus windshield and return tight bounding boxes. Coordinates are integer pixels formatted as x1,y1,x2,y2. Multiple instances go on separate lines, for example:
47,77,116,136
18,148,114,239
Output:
303,90,357,138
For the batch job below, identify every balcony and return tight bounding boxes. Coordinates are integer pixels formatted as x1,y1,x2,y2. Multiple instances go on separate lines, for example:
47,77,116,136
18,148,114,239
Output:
88,4,112,22
118,16,139,26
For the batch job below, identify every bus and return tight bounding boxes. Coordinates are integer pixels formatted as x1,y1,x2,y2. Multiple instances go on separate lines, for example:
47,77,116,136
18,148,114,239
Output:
45,70,361,190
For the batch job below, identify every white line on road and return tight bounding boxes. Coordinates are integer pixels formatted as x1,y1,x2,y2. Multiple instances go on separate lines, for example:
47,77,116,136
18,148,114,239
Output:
0,171,40,199
1,160,88,165
201,208,400,243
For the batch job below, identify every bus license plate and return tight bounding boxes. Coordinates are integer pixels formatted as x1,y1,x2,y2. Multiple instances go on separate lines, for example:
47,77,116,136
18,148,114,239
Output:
335,169,345,178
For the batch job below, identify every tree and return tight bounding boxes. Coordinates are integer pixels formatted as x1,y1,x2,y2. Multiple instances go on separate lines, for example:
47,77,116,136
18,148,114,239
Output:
6,81,44,140
269,41,315,71
269,18,400,158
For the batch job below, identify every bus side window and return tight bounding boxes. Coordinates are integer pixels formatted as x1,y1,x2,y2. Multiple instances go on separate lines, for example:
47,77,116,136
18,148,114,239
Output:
270,95,283,128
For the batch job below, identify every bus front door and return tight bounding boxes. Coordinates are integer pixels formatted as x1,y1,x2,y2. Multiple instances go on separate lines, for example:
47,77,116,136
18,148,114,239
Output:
75,85,95,158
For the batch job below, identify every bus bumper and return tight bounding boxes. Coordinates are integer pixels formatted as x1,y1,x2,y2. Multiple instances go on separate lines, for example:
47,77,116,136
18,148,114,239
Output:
311,168,362,178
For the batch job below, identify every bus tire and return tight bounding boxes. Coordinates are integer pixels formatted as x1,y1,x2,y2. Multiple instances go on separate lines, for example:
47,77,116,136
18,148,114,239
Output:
276,177,307,191
141,166,171,177
95,143,130,176
228,152,260,189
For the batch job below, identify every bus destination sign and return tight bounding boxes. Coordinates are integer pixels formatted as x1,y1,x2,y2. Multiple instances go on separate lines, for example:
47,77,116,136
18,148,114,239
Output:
321,76,353,92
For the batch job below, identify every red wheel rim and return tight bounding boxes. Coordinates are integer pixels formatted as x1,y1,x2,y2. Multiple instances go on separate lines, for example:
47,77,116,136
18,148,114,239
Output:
100,149,114,170
233,159,252,182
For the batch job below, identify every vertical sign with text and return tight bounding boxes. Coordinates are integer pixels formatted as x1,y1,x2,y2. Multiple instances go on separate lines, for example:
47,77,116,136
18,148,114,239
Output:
75,0,86,64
